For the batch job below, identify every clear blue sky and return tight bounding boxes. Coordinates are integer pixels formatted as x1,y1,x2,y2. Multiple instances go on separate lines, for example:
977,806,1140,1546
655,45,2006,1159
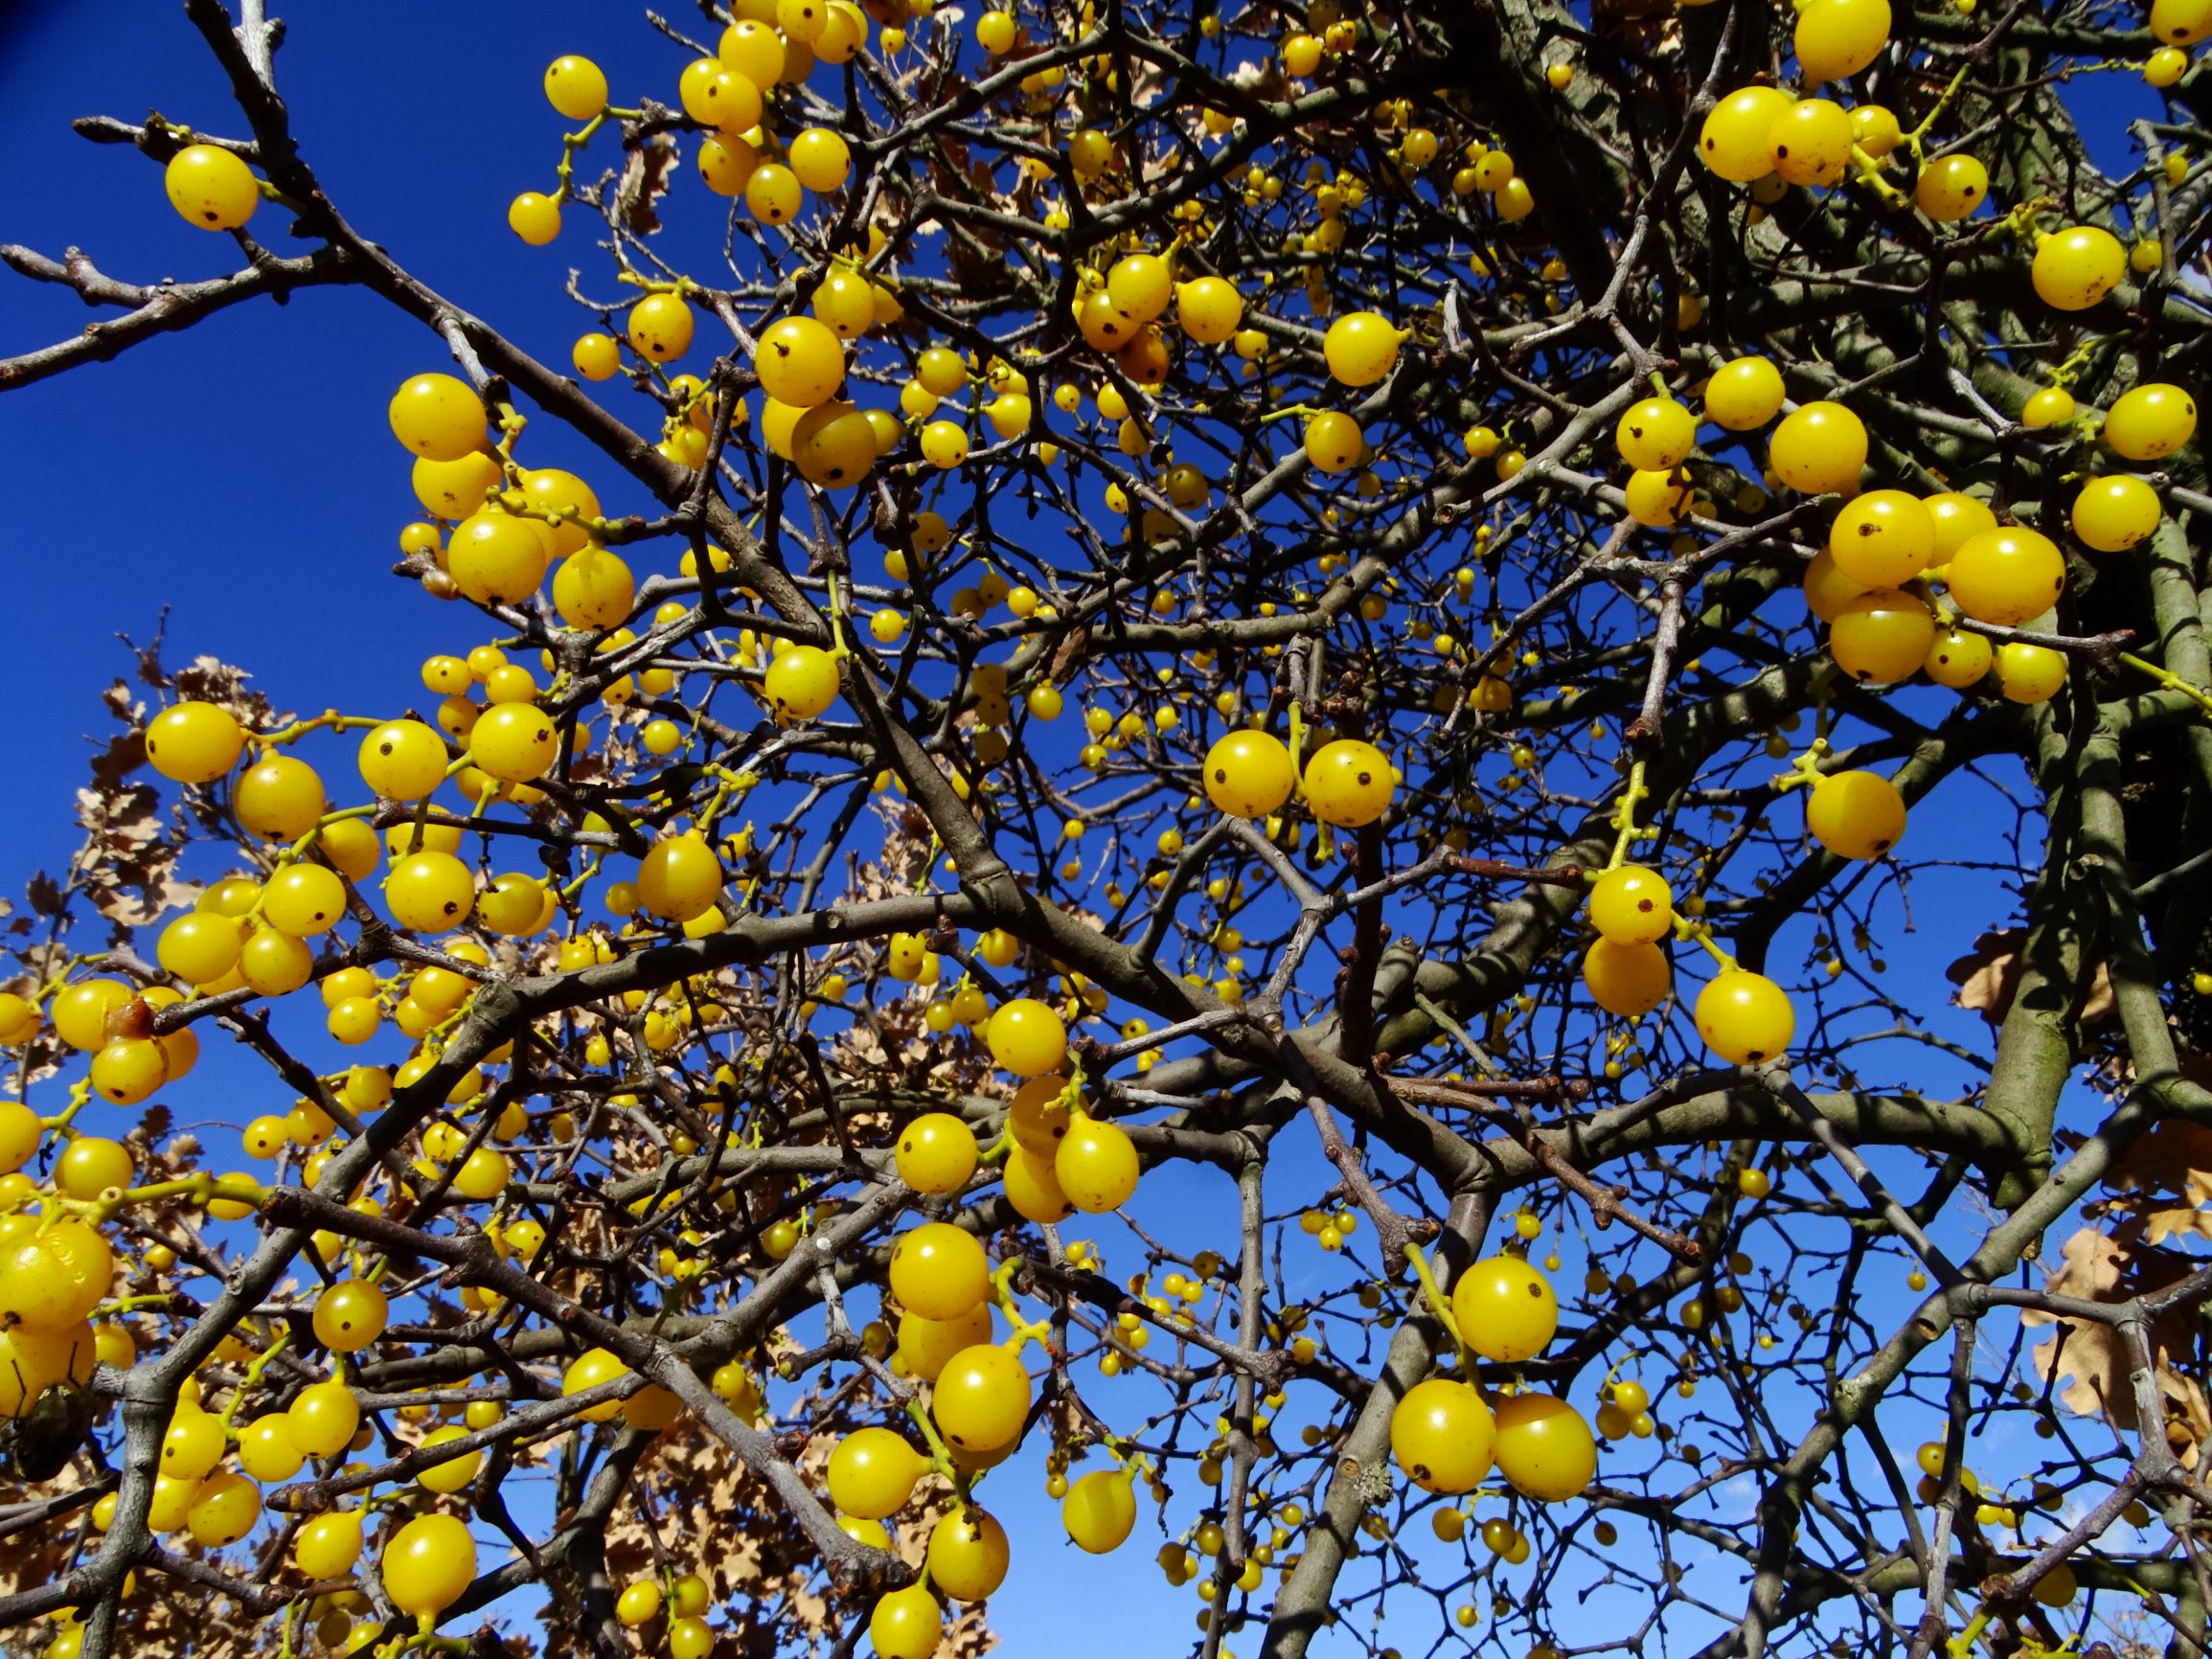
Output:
0,1,692,879
0,3,2166,1654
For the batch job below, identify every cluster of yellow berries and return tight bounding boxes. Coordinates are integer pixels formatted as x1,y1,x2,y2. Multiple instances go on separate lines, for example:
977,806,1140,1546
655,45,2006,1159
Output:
1389,1256,1597,1504
1605,354,2192,711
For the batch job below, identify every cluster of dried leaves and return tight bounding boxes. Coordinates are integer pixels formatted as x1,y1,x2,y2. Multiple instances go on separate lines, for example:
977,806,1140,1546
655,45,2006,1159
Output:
2028,1124,2212,1470
558,1411,992,1659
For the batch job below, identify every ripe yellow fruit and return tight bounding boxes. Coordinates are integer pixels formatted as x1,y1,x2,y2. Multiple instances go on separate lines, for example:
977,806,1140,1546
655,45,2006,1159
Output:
1699,86,1794,181
2071,475,2162,552
388,373,488,462
1176,276,1244,343
1947,527,2065,625
1304,410,1365,472
1589,865,1674,945
2021,386,2077,428
1995,641,2068,703
1827,489,1933,587
2154,0,2212,46
1915,153,1989,221
1056,1116,1140,1212
2103,382,2198,459
1925,625,1995,689
627,293,696,362
1390,1378,1496,1494
2146,44,2191,81
1768,99,1856,188
1696,970,1795,1063
1852,104,1903,156
1304,739,1395,827
789,127,852,193
764,644,840,718
871,1585,943,1659
1062,1466,1137,1552
1768,401,1866,494
1704,356,1786,430
928,1507,1011,1602
1583,939,1672,1016
2032,226,2128,311
1202,731,1296,817
1805,770,1908,860
382,1514,477,1616
1795,0,1891,82
545,55,609,120
553,549,636,628
987,998,1066,1077
756,316,846,407
164,144,260,230
146,702,245,784
1829,588,1936,683
1624,466,1695,527
1492,1393,1598,1502
1322,311,1406,386
1616,398,1697,470
637,834,724,922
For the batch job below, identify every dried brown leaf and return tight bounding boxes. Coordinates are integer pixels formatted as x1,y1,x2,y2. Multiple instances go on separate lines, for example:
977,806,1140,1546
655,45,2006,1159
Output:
2107,1120,2212,1208
617,136,678,237
2025,1224,2210,1468
89,729,148,791
2145,1205,2212,1245
102,678,144,724
1049,624,1094,681
1946,927,2113,1025
545,1406,993,1659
